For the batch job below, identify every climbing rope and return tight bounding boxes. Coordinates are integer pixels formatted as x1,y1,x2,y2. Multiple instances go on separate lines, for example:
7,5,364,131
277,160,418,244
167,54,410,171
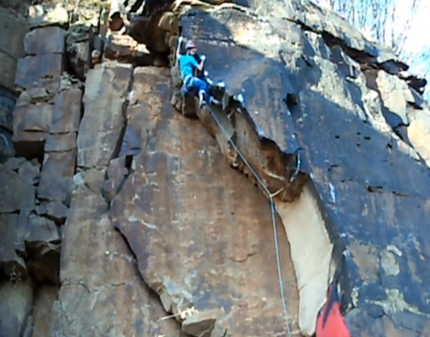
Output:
207,106,293,337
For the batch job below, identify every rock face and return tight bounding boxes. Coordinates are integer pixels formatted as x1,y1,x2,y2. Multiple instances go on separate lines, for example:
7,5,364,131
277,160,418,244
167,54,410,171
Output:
1,1,430,337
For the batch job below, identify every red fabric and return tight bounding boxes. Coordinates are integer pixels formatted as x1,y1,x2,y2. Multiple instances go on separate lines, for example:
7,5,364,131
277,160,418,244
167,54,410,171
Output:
316,283,352,337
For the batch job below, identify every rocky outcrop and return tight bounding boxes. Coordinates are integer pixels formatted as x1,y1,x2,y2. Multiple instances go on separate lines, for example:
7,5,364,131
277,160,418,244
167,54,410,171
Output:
1,1,430,337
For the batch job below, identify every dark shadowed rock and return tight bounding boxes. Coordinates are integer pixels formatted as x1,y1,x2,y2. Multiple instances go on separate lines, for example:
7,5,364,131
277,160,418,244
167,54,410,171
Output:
104,33,155,66
0,164,35,213
65,25,93,81
0,214,27,277
30,286,58,337
0,278,34,337
0,88,17,132
0,129,15,163
25,214,60,284
178,5,430,336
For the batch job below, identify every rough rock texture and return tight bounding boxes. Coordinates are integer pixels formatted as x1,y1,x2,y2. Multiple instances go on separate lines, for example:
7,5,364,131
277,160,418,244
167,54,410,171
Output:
174,3,430,336
0,7,28,91
2,1,430,337
111,67,301,336
54,63,186,337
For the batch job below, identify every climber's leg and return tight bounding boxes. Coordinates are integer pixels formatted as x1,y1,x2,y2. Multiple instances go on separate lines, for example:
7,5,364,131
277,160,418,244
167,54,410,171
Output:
189,77,221,108
180,85,189,97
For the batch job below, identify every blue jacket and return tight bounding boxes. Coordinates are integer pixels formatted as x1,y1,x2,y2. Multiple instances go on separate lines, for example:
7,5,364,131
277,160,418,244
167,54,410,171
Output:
179,55,198,80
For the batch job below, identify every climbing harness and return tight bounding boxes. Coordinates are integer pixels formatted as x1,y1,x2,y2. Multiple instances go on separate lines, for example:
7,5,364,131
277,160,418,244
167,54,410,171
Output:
207,105,293,337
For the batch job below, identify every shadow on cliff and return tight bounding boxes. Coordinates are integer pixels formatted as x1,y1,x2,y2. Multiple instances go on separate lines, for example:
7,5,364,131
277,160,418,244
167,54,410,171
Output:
179,8,430,336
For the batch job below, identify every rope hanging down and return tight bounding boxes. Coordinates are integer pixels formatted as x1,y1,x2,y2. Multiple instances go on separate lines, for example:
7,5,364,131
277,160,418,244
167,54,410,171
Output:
208,106,293,337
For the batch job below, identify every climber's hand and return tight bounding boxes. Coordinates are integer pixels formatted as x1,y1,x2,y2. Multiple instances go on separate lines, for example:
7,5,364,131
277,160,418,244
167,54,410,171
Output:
200,54,206,62
178,36,184,45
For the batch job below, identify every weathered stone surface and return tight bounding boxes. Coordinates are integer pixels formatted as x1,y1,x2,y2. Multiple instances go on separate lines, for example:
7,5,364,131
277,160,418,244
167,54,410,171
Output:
119,67,170,157
179,6,430,336
12,103,54,142
0,51,18,91
77,62,132,169
0,88,17,131
237,0,397,65
53,171,186,336
25,214,60,283
0,278,34,337
15,54,64,92
45,132,77,152
24,26,66,55
0,129,15,163
38,150,76,205
104,33,155,66
51,88,82,133
0,214,27,276
373,70,414,127
3,156,26,171
65,25,93,81
0,7,28,59
30,286,57,337
102,156,128,201
180,9,306,202
18,159,40,185
0,164,35,213
407,109,430,167
36,201,69,225
27,3,69,29
111,67,301,337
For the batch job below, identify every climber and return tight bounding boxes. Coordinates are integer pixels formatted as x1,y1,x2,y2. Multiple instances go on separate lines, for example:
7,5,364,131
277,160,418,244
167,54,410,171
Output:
316,280,352,337
176,37,220,108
